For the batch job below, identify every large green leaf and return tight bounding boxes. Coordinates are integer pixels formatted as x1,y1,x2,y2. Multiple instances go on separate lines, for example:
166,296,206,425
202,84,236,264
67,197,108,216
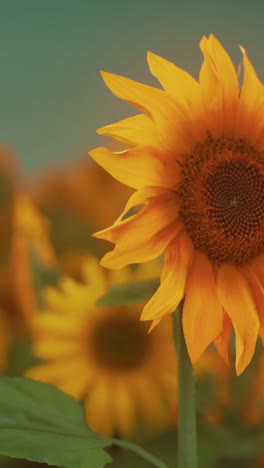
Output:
0,377,112,468
97,278,160,307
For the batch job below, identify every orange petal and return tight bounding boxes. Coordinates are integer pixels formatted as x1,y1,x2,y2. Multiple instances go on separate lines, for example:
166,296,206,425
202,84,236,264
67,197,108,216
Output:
148,318,162,332
243,265,264,344
100,220,182,269
101,71,190,154
113,186,173,224
217,264,259,375
183,252,223,363
97,113,160,148
89,145,179,190
147,51,200,104
199,34,239,134
95,188,179,244
95,186,175,242
147,51,205,139
141,231,194,320
199,36,223,134
238,46,264,140
214,312,232,365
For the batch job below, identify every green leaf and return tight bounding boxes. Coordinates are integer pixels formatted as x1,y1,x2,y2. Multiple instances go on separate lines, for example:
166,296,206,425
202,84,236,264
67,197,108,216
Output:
97,278,160,306
0,377,112,468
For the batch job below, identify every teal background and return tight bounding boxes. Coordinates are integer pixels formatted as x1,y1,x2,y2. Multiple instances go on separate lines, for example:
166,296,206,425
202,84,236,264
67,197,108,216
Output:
0,0,263,172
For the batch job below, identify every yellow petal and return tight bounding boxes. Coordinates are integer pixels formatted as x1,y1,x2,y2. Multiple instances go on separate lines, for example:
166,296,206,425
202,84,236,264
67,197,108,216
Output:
85,379,114,438
243,265,264,344
26,359,90,394
32,313,82,335
183,252,223,363
199,34,239,134
114,186,175,223
238,46,264,140
32,339,80,360
89,145,179,190
148,318,162,332
142,231,194,320
56,374,89,400
95,188,179,243
217,264,259,375
42,287,66,313
101,71,190,154
112,382,136,437
147,51,200,104
100,220,182,269
147,51,205,139
199,35,222,133
95,189,181,268
97,113,160,148
207,35,239,105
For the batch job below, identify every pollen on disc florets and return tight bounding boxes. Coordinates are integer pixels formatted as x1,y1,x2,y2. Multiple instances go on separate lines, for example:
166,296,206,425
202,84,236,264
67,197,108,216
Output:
178,134,264,266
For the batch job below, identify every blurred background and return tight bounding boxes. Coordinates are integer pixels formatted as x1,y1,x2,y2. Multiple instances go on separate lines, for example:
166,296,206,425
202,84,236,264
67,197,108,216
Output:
0,0,264,172
0,2,264,467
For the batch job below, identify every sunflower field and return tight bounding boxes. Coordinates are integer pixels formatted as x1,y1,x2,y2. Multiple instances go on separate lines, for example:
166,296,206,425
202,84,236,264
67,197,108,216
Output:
1,10,264,468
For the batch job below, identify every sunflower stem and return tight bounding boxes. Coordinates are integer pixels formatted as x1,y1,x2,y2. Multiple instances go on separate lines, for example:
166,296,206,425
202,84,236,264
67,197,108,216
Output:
108,438,168,468
172,301,198,468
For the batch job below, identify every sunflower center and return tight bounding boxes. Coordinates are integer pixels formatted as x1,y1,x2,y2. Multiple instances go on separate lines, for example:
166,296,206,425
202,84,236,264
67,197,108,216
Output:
179,135,264,266
91,315,149,371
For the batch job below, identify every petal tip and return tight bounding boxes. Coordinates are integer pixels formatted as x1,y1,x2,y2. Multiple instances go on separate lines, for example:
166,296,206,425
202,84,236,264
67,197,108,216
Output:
100,70,117,88
239,44,246,56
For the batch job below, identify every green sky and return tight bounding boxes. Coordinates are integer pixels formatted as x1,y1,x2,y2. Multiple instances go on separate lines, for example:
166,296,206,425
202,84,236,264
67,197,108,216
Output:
0,0,263,172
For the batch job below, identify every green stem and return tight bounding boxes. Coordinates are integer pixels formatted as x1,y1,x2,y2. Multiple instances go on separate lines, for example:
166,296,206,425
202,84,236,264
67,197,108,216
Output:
172,301,198,468
108,438,168,468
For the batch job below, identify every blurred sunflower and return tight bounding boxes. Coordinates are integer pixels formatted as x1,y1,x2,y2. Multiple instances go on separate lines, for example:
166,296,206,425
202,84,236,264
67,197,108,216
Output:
30,157,132,280
26,257,176,438
90,34,264,374
10,195,56,324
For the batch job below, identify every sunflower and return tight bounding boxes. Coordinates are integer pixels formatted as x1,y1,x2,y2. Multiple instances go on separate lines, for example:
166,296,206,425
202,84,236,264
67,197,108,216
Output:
89,35,264,375
10,195,56,324
30,159,132,279
26,257,176,438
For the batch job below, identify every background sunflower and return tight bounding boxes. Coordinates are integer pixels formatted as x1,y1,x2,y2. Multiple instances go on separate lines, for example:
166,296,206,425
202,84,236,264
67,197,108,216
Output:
26,257,177,438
